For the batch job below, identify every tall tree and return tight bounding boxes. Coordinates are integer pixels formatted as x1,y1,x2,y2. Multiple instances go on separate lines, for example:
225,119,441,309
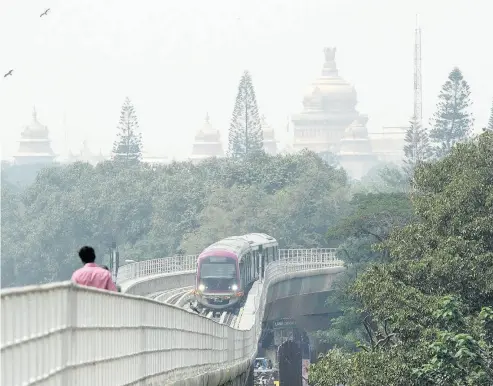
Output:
429,67,473,158
228,70,263,158
403,116,430,176
112,97,142,165
488,100,493,131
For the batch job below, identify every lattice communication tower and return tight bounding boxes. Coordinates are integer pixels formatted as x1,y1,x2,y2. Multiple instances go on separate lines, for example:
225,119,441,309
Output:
414,14,423,128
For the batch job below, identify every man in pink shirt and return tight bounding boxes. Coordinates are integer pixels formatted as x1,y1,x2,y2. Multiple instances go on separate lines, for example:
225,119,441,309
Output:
72,246,117,291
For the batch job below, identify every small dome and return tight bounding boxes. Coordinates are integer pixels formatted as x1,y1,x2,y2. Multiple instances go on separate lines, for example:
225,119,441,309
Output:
21,108,49,139
303,47,357,111
192,113,224,159
199,113,218,135
344,114,369,139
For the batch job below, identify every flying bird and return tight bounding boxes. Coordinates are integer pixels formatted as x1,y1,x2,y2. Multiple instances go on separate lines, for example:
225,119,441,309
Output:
40,8,50,17
4,69,13,78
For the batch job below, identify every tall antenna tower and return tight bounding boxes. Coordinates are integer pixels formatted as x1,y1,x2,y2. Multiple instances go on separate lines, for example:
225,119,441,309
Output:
63,112,67,148
414,14,422,128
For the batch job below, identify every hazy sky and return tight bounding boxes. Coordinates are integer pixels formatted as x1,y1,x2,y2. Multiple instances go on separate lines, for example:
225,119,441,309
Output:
1,0,491,160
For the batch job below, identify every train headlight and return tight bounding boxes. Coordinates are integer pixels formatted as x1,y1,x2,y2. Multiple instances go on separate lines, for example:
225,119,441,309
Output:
198,284,205,292
231,284,238,291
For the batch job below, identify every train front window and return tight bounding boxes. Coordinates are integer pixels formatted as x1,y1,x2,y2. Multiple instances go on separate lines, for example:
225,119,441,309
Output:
199,256,238,291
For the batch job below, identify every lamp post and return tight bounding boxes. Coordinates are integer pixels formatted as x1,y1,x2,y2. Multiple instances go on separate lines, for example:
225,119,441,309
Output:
108,242,120,279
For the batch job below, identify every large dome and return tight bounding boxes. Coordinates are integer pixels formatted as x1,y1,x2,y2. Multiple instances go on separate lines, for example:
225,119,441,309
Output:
303,47,357,110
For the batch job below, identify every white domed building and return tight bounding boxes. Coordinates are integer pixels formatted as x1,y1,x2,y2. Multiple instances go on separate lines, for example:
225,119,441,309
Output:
291,47,360,154
13,108,56,165
190,113,225,163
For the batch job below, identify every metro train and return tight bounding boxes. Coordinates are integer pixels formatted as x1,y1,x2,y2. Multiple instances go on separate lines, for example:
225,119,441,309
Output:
193,233,279,311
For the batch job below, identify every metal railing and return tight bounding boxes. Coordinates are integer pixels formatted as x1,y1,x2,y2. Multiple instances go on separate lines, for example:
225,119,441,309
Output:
278,248,342,267
117,254,198,282
117,249,341,284
1,248,343,386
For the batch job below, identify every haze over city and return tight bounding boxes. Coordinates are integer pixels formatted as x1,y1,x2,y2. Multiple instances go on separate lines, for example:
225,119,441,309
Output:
1,0,491,160
2,1,493,385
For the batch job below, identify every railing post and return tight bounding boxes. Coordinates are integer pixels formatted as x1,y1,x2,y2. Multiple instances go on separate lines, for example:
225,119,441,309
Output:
61,284,77,385
139,299,146,382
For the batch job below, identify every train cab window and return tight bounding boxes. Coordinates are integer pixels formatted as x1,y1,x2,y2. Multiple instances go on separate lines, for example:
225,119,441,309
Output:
198,256,238,292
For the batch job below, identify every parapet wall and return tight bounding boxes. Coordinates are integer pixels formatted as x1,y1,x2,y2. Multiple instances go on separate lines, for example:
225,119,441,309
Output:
1,250,343,386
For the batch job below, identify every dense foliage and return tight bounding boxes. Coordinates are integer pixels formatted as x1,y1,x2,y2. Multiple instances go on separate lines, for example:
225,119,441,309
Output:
1,150,348,287
310,132,493,385
313,191,414,351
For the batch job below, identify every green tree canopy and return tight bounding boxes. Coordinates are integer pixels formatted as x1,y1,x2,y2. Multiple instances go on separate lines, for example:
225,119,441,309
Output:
313,192,414,351
1,150,349,288
310,132,493,385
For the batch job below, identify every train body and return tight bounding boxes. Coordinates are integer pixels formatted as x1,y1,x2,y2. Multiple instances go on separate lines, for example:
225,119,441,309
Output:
194,233,278,311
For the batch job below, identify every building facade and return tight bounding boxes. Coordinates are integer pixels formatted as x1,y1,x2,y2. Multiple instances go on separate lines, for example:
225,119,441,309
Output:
369,126,407,165
67,140,107,165
261,115,278,155
338,115,378,179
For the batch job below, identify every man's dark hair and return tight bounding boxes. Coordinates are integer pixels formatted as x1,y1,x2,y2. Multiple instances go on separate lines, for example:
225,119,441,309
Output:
78,246,96,264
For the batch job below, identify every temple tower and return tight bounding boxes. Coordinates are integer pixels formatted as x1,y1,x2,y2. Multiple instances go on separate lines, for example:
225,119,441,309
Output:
261,115,278,155
190,113,224,163
13,107,56,165
292,47,359,154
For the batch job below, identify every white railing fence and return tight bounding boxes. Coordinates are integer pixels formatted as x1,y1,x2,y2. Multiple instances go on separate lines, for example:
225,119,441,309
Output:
117,248,342,284
117,254,198,282
277,248,343,268
1,249,343,386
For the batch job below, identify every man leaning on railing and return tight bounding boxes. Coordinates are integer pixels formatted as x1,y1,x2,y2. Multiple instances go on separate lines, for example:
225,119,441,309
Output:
72,246,118,291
